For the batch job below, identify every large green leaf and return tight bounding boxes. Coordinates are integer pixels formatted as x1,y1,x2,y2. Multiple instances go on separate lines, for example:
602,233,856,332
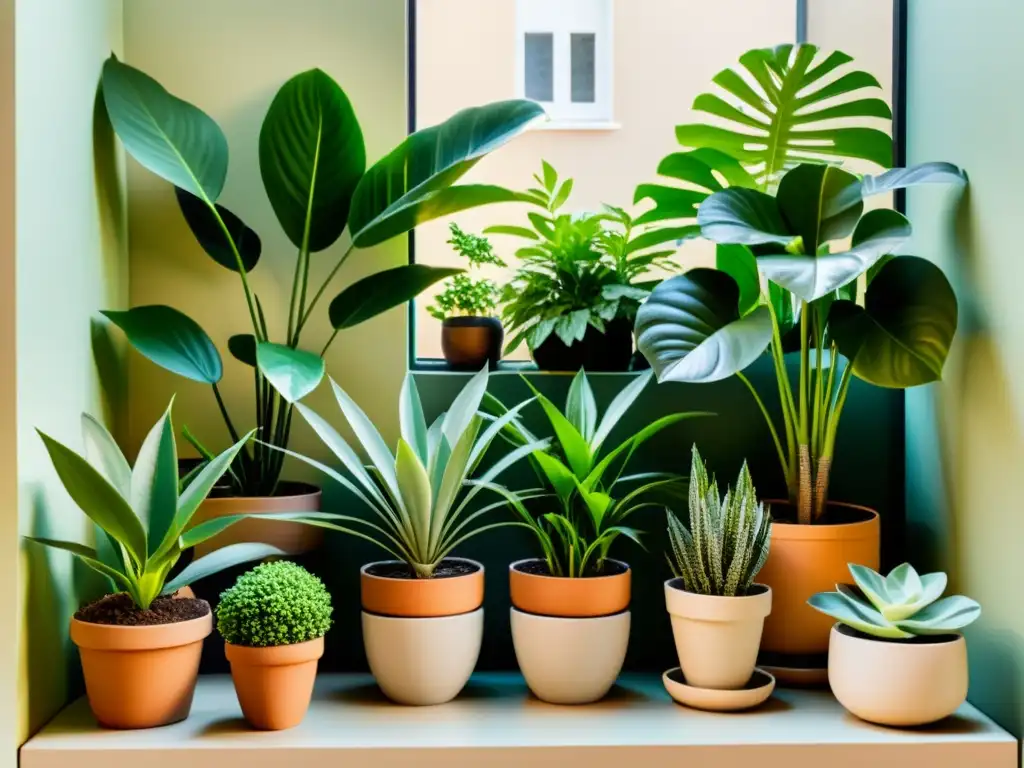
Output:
826,161,968,218
259,69,366,252
776,164,863,254
102,305,222,384
522,380,592,478
175,187,261,273
395,439,432,557
635,270,773,383
828,255,958,388
80,414,131,499
131,403,178,556
24,537,132,592
715,244,761,315
348,100,545,247
566,369,598,443
256,342,325,403
328,265,461,330
399,374,429,464
101,57,228,201
697,187,792,246
591,370,652,452
675,44,892,187
227,334,257,367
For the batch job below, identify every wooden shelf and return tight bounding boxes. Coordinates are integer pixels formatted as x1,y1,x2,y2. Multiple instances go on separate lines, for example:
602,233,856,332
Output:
21,673,1017,768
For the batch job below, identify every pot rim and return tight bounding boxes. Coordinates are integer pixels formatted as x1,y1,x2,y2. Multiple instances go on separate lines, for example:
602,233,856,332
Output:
361,557,484,582
665,579,770,600
832,622,964,646
442,315,502,326
664,580,772,621
205,481,322,502
224,635,325,666
763,500,879,539
361,606,484,624
509,606,629,623
509,557,630,581
70,608,213,651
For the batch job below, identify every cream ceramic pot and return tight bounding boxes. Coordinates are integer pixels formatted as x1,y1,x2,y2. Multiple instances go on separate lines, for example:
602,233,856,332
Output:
828,623,968,726
665,579,772,690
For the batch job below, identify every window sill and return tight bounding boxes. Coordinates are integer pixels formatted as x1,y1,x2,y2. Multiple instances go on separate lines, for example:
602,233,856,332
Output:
21,673,1015,768
531,119,622,132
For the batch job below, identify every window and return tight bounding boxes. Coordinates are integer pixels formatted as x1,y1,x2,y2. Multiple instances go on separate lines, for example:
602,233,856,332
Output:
516,0,613,124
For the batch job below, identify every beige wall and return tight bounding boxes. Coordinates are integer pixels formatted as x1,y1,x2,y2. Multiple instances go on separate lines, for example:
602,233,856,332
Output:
13,0,127,756
123,0,407,459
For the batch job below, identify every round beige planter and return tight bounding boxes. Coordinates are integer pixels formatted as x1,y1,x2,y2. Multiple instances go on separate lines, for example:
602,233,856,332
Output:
828,623,968,726
665,580,772,690
362,608,483,706
510,608,630,704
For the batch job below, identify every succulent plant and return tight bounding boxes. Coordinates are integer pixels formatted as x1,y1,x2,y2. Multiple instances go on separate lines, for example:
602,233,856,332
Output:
809,563,981,639
666,446,771,597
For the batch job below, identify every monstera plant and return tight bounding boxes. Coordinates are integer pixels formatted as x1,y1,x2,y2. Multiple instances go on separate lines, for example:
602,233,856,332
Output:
98,57,544,499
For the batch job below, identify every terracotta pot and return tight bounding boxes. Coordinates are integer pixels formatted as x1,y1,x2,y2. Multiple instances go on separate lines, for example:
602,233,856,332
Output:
758,501,879,655
828,624,968,726
441,316,503,370
531,318,634,372
70,610,212,729
190,482,322,557
360,558,484,618
665,580,772,690
225,637,324,730
509,558,630,617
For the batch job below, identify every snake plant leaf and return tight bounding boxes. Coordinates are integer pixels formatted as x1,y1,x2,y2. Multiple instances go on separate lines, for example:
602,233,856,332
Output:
329,378,403,508
828,255,958,387
894,595,982,635
348,100,545,247
776,164,863,254
675,44,892,187
227,334,257,367
259,69,366,252
162,543,286,596
131,403,178,556
431,416,481,550
102,305,223,384
566,369,598,443
757,208,911,303
328,265,462,330
697,187,792,247
826,161,968,218
101,57,228,202
399,374,429,464
440,366,489,451
395,439,432,558
716,244,761,315
81,414,131,499
635,270,773,383
807,590,913,639
256,342,325,404
591,369,652,453
175,188,261,273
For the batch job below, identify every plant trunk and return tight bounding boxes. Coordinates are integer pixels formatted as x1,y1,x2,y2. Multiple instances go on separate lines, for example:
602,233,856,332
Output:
813,457,832,521
798,444,813,525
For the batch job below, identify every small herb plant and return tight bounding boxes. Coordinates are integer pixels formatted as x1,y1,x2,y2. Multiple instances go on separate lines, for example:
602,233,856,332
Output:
427,223,505,320
217,561,332,647
666,446,771,597
809,564,981,639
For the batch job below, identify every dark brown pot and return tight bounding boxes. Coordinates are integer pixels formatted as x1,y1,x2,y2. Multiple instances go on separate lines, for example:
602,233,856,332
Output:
441,316,503,370
531,318,633,372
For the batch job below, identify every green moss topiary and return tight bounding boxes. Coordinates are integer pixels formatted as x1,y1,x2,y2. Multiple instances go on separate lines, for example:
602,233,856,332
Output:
217,561,332,647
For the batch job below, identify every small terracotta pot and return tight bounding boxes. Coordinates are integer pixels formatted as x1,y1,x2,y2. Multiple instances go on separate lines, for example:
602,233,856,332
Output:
190,482,323,557
665,580,772,690
828,624,968,726
360,558,484,618
509,558,630,617
758,501,879,655
225,637,324,730
71,610,212,729
441,316,503,370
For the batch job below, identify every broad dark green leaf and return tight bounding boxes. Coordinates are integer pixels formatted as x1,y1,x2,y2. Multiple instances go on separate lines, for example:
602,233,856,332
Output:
101,305,222,384
328,264,462,329
101,57,228,201
697,187,792,246
175,187,261,272
256,343,325,403
829,255,957,388
715,244,760,315
228,334,257,366
259,69,366,252
826,161,968,218
348,100,545,247
776,164,862,254
635,269,773,383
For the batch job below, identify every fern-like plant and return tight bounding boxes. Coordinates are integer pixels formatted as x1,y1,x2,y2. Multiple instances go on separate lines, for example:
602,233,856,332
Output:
666,446,771,597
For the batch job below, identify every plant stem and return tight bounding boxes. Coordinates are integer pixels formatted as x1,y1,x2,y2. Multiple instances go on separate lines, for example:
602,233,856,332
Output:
766,300,798,490
736,371,788,478
210,205,264,341
823,364,854,459
320,329,339,357
212,382,241,444
286,246,305,344
798,302,809,445
296,242,356,338
811,313,823,459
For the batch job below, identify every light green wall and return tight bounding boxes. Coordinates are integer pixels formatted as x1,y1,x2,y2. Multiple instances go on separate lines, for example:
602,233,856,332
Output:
905,0,1024,741
12,0,127,754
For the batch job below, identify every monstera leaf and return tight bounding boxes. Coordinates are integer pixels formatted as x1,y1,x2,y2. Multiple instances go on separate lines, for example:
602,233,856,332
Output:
348,100,545,247
675,44,892,187
634,269,773,383
828,256,958,388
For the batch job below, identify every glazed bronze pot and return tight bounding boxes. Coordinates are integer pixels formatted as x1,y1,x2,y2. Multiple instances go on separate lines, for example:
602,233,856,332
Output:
441,316,503,370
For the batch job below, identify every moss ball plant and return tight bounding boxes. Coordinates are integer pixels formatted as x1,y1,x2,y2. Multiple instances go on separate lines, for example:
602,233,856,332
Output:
217,561,332,647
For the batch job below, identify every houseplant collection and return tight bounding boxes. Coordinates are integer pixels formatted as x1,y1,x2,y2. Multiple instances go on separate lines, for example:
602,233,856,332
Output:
428,223,506,370
218,560,332,730
809,563,980,726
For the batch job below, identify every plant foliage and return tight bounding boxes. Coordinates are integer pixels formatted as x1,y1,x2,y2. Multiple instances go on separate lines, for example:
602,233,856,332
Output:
427,223,505,320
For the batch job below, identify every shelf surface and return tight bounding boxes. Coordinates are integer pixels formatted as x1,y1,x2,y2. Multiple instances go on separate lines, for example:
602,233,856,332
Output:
21,673,1017,768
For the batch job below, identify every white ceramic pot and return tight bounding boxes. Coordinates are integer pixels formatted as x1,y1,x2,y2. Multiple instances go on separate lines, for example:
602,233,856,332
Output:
665,579,772,690
828,623,968,726
361,608,483,706
510,608,630,704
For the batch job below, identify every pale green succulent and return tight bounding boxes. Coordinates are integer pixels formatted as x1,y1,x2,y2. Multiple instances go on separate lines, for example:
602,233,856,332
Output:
666,446,771,597
809,563,981,639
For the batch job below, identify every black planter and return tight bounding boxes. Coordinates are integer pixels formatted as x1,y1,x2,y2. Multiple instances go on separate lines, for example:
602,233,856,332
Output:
441,316,504,370
531,318,634,372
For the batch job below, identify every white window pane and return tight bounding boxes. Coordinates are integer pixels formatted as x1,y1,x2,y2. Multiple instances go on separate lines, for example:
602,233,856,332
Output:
524,32,554,102
571,32,596,103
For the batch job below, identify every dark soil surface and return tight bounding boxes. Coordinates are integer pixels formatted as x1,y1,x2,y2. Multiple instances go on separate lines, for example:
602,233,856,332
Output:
767,501,875,526
206,480,319,500
75,593,211,626
515,559,629,578
367,560,480,580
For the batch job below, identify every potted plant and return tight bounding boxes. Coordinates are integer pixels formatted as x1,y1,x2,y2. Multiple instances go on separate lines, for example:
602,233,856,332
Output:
487,369,709,703
23,403,287,728
489,162,677,371
809,563,980,726
664,446,772,691
632,43,967,665
263,366,546,705
97,57,544,555
427,223,506,369
218,560,332,730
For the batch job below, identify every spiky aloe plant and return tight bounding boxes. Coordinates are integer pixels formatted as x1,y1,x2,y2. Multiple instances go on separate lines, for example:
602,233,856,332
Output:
666,446,771,597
